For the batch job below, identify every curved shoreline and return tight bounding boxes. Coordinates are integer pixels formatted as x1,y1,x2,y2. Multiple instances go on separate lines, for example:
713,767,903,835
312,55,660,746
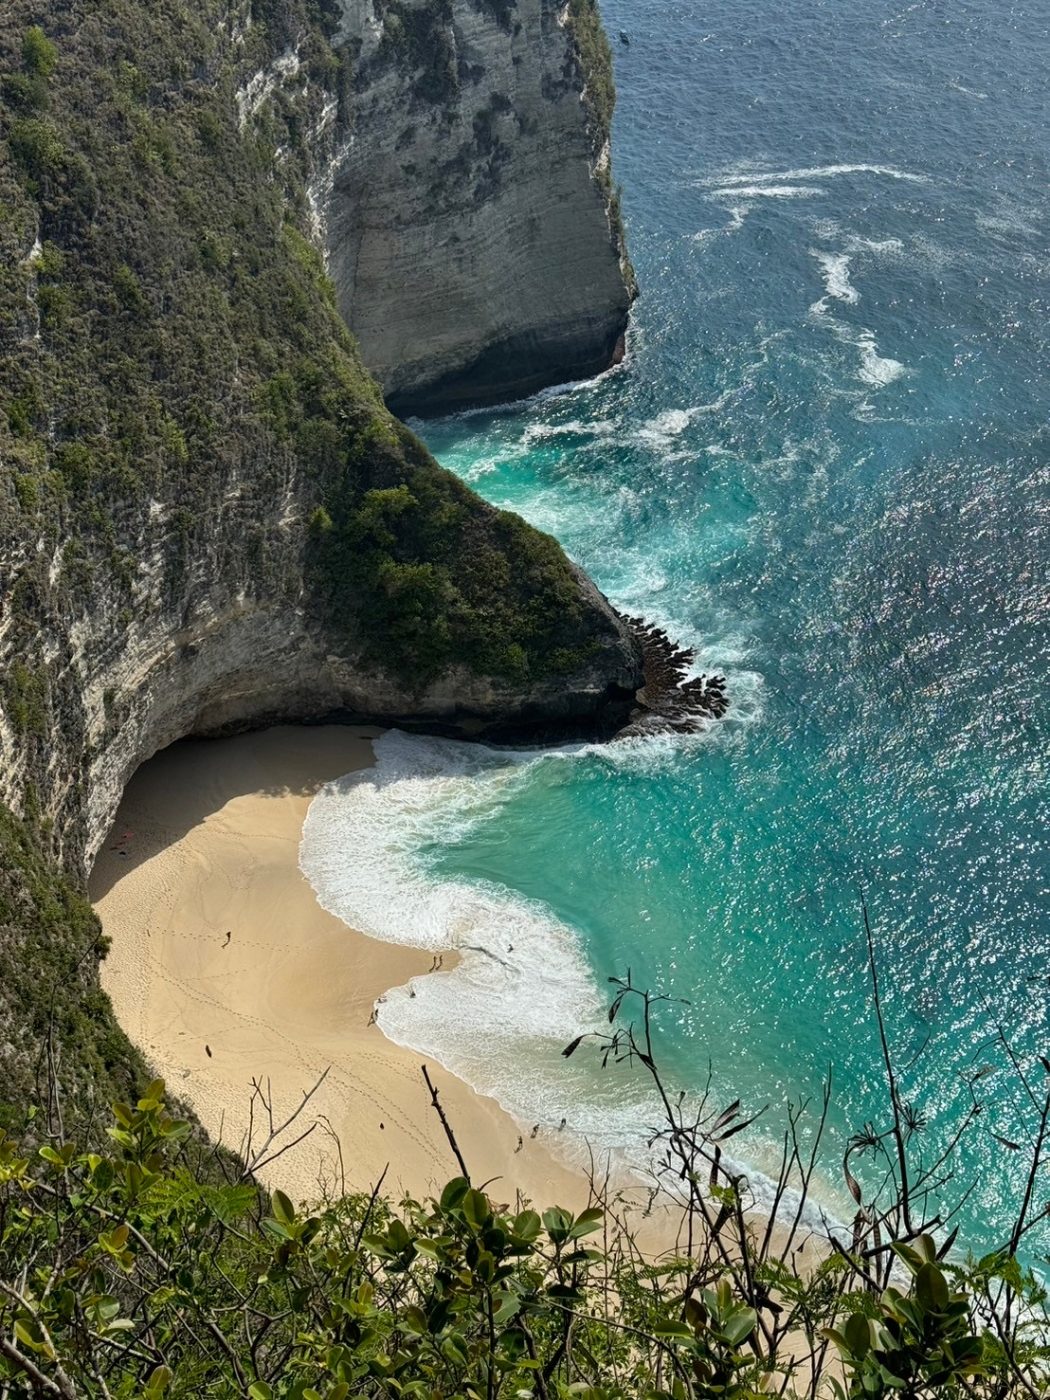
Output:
89,725,591,1209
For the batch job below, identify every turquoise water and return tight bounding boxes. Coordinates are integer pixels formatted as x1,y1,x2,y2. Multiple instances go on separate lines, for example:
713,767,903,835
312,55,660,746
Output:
304,0,1049,1253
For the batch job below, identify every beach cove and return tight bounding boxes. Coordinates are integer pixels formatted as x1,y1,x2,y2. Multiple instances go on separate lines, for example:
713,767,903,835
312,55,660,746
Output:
89,726,591,1210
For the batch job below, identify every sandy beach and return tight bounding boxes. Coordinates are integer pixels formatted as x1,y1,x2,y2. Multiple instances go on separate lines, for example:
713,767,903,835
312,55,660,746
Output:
90,726,592,1210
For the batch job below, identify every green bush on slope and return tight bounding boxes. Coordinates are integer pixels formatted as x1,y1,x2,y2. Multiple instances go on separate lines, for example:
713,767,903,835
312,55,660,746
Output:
0,807,145,1134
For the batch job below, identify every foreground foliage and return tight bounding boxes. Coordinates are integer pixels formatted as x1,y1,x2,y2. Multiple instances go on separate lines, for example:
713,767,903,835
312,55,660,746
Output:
2,963,1048,1400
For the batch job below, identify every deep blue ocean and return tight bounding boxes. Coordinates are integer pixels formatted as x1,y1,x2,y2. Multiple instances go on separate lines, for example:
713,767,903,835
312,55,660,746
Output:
302,0,1049,1254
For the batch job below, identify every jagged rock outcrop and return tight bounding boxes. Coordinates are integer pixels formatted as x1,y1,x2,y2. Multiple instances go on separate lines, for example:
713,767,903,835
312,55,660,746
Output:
0,0,640,1120
313,0,635,413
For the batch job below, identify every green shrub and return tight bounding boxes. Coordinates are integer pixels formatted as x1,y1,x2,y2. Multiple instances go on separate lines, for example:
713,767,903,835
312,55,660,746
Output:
566,0,616,139
7,117,66,179
52,441,96,492
3,662,47,736
21,25,57,78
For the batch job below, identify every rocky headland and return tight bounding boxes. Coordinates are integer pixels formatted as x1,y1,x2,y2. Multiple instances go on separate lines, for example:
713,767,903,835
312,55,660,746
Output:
0,0,644,1121
317,0,636,413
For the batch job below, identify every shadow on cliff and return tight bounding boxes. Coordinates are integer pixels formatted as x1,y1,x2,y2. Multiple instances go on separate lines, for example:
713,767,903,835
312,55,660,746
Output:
87,724,381,902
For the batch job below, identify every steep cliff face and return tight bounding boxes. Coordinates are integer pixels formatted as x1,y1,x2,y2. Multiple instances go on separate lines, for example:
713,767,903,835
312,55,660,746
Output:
312,0,635,413
0,0,640,1119
0,0,640,868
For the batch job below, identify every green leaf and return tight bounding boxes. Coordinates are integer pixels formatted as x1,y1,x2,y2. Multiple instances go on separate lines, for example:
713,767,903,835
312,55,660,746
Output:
512,1209,541,1242
542,1206,572,1242
568,1206,603,1240
144,1364,173,1397
442,1334,469,1367
822,1327,849,1355
138,1079,165,1109
494,1292,521,1325
843,1311,871,1358
652,1321,694,1344
271,1188,295,1225
14,1319,45,1354
101,1224,130,1252
915,1261,950,1313
720,1307,757,1346
439,1176,470,1212
248,1385,273,1400
463,1188,491,1229
403,1305,428,1334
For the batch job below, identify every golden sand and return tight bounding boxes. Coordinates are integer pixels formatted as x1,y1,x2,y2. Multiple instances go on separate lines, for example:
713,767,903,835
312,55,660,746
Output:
90,726,590,1210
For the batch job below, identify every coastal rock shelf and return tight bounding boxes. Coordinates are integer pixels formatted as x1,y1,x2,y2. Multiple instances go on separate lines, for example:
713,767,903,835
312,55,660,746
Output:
622,617,730,734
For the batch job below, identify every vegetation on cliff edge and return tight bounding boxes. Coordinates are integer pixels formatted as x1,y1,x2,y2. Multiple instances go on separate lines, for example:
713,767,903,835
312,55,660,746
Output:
0,0,618,717
0,807,145,1134
564,0,636,298
0,970,1047,1398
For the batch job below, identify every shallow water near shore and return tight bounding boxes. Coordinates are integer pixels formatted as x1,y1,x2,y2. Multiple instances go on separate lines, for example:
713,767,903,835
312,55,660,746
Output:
303,0,1049,1252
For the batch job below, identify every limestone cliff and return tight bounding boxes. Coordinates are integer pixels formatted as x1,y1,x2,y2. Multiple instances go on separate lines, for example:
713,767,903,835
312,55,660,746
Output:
0,0,641,1120
312,0,635,413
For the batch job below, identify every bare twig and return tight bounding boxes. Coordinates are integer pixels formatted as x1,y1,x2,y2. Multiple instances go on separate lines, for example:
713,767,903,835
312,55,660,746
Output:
421,1065,470,1181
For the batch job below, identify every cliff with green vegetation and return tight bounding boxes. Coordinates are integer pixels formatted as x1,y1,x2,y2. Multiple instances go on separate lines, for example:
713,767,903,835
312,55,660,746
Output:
0,0,641,1124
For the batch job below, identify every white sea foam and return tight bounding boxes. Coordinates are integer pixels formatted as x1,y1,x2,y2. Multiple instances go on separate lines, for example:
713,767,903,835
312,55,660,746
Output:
693,204,752,242
521,418,615,447
706,183,825,200
856,332,906,386
845,235,905,255
809,298,907,388
633,391,737,450
811,250,859,304
947,78,988,100
704,161,928,187
635,407,697,446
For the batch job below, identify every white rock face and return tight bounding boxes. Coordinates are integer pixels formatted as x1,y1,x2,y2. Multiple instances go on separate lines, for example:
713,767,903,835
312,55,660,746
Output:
318,0,633,412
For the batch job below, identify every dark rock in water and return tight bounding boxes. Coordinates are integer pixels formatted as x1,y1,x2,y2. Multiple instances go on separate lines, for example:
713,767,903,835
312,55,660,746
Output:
619,31,631,45
617,617,731,735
